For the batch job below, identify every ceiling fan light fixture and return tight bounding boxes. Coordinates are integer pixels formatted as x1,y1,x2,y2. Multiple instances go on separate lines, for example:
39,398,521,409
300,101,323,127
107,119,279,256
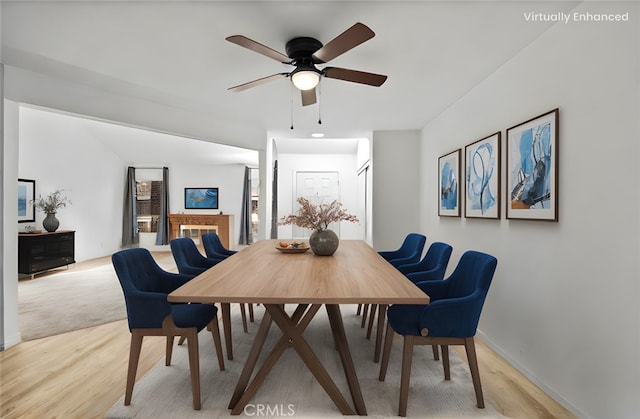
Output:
291,69,320,90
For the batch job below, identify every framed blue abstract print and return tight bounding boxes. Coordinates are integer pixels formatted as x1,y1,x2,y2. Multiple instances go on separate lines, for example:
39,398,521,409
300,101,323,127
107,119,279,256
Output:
438,149,461,217
184,187,219,209
465,132,501,219
18,178,36,223
506,108,559,221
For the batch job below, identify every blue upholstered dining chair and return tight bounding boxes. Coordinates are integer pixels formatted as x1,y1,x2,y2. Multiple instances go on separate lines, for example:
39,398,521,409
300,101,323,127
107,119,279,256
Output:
378,233,427,267
202,232,237,259
112,248,225,410
170,237,224,276
202,232,255,324
359,233,427,335
369,242,453,362
171,237,251,337
378,250,498,417
398,241,453,283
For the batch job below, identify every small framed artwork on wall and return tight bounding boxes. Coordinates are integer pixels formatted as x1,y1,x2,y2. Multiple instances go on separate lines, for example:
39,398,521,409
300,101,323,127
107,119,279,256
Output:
438,149,461,217
18,178,36,223
184,187,219,209
506,108,559,221
465,132,501,219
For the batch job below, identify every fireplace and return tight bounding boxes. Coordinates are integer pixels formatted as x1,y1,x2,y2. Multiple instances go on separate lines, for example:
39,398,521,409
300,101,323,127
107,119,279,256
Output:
167,214,234,249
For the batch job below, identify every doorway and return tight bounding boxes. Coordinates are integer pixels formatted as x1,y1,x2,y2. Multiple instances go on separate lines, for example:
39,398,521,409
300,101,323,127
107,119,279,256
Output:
293,171,340,238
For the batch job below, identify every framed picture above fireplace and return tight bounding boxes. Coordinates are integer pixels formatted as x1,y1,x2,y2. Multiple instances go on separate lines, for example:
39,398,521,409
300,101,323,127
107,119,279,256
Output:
184,187,219,209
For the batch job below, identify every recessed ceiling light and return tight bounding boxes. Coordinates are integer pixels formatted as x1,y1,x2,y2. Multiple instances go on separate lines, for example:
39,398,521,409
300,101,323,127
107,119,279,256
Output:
311,133,324,138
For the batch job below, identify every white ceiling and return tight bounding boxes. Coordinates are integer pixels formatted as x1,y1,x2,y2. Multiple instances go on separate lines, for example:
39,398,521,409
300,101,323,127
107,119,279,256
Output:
1,1,579,164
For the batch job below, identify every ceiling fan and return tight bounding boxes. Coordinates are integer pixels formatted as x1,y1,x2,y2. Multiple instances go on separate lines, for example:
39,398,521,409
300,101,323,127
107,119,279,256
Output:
226,22,388,106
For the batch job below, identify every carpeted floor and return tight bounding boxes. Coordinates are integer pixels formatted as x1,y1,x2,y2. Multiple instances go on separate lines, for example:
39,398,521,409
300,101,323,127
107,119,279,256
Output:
18,264,128,341
107,305,504,418
18,253,177,341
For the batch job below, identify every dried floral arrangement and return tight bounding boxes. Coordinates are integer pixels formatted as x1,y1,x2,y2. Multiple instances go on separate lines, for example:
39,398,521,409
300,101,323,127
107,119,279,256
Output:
31,190,71,214
279,197,359,232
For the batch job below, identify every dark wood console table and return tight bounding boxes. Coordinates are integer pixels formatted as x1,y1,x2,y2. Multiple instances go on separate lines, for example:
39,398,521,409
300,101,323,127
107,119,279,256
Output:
18,230,76,278
167,214,234,249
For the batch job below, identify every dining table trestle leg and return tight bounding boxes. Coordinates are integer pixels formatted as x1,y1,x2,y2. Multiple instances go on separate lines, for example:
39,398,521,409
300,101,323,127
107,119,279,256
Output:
325,304,367,415
229,305,319,415
228,310,273,410
221,303,233,360
229,304,360,416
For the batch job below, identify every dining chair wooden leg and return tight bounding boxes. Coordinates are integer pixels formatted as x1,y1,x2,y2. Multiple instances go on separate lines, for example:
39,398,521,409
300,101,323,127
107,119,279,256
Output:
399,335,415,417
432,344,439,360
185,329,202,410
465,337,485,408
366,304,377,339
178,336,187,346
360,304,369,328
240,303,248,333
374,304,387,363
124,331,144,406
208,319,225,371
356,304,362,316
441,344,450,380
166,336,174,366
248,303,255,322
378,321,395,381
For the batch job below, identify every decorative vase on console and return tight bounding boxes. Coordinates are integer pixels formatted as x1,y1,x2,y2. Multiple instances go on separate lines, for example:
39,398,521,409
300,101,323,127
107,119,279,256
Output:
31,189,71,233
279,197,359,257
42,213,60,233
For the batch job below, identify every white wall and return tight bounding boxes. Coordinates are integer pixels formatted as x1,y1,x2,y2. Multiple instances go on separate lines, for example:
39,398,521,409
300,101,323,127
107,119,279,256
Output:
17,107,250,260
1,104,250,349
2,99,21,349
276,153,362,240
420,3,639,418
372,130,420,251
169,162,246,247
19,106,126,261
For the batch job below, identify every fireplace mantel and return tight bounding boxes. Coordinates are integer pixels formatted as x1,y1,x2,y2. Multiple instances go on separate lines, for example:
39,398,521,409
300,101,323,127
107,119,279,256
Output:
168,214,234,249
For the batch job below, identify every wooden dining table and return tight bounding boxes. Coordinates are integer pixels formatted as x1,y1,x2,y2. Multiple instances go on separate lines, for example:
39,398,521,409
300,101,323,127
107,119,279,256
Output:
168,239,430,415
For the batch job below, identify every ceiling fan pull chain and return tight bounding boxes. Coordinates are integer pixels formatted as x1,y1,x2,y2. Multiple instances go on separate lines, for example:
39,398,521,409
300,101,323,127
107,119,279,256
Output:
318,83,322,125
290,85,294,130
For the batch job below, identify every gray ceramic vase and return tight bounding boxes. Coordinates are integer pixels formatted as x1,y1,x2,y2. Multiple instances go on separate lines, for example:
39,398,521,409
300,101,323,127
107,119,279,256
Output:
43,213,60,232
309,229,339,256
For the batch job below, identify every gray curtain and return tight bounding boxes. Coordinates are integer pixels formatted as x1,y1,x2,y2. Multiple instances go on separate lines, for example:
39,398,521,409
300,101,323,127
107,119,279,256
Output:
270,160,278,239
238,166,252,245
121,166,138,248
155,167,170,245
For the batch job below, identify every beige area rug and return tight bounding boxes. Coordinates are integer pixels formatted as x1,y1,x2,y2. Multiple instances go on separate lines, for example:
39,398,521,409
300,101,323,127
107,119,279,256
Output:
18,253,177,341
107,305,505,418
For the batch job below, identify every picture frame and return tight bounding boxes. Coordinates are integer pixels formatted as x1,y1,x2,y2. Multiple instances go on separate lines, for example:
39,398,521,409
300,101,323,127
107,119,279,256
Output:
438,149,461,217
18,178,36,223
184,187,219,209
506,108,559,221
465,132,501,219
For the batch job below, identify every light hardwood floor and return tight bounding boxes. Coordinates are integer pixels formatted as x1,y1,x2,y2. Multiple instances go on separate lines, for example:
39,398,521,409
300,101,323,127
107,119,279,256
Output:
1,255,576,419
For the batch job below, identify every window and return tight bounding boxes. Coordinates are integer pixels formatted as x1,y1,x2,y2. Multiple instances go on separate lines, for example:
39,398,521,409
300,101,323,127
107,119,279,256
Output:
136,180,162,233
250,168,260,241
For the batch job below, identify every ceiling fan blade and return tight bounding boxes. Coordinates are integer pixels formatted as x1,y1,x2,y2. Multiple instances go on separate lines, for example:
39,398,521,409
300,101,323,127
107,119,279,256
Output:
323,67,387,87
312,22,375,63
226,35,292,63
228,73,289,92
301,88,317,106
